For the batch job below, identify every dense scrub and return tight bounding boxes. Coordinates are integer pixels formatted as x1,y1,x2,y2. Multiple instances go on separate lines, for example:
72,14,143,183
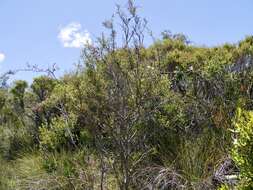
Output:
1,1,253,189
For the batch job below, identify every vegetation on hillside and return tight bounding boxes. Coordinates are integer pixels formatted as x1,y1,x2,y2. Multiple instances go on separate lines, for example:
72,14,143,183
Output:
0,1,253,189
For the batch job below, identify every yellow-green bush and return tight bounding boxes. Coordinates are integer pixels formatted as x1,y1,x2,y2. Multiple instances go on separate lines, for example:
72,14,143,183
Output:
232,108,253,189
39,116,75,151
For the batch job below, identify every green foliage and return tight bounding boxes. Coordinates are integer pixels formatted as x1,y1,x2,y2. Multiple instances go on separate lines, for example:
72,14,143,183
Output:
232,108,253,189
39,115,76,151
218,184,230,190
10,80,28,111
31,76,57,101
1,2,253,189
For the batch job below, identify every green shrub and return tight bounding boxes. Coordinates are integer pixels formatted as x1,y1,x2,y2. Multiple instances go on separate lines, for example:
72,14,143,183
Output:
232,108,253,189
39,116,75,151
218,184,229,190
0,124,33,159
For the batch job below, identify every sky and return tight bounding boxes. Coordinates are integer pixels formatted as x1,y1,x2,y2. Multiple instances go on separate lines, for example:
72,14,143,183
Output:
0,0,252,83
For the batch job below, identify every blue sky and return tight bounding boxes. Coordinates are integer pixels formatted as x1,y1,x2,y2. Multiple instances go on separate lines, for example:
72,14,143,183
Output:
0,0,252,83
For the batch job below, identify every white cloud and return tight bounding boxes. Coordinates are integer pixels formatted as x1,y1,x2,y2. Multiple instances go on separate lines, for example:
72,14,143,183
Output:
0,53,5,62
58,22,92,48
